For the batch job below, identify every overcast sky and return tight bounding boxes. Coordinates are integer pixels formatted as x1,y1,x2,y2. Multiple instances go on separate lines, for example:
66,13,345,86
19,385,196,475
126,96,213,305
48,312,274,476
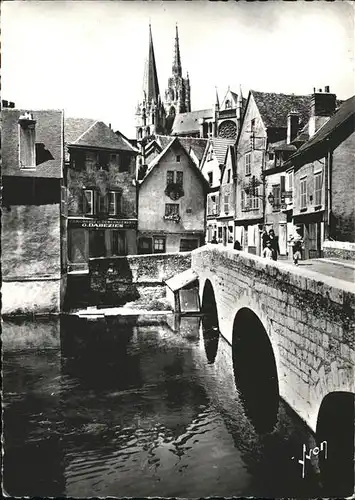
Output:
2,0,354,138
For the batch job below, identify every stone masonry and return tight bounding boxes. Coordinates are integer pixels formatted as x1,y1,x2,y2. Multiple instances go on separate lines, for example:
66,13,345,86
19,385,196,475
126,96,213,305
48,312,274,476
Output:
191,245,355,432
89,252,192,305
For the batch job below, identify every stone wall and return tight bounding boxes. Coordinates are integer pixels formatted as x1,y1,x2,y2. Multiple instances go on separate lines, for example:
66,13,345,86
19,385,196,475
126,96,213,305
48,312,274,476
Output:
323,240,355,260
2,203,61,279
88,252,192,306
67,150,137,218
1,198,64,315
2,279,63,316
191,245,355,432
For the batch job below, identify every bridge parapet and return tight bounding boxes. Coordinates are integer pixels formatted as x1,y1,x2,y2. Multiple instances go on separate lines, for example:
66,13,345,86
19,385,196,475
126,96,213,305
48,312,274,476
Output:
191,245,355,433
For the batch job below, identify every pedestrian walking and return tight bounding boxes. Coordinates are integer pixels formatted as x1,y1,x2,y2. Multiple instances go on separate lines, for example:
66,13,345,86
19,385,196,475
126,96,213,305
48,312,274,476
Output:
261,228,269,250
211,236,218,244
288,227,303,265
262,240,275,260
268,229,280,261
293,240,302,265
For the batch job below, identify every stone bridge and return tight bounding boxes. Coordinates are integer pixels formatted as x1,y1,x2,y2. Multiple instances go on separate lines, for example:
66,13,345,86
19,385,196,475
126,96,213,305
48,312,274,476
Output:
191,245,354,494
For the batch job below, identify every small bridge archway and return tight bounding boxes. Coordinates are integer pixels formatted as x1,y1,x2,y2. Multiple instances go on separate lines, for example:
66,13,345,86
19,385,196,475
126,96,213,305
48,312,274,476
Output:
232,307,280,433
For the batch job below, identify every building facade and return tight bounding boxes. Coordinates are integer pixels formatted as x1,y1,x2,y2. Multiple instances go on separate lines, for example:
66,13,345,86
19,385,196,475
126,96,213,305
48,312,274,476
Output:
216,145,237,247
171,88,245,140
65,118,139,271
137,137,208,253
202,138,235,243
288,94,355,258
235,90,313,255
2,108,67,314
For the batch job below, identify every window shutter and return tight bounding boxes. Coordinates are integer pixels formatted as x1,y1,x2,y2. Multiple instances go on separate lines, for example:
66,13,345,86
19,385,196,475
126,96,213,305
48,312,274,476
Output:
280,175,286,193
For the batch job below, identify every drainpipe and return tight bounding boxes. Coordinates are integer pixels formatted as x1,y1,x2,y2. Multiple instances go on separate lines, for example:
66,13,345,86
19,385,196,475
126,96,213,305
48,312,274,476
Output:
327,146,332,239
324,139,332,240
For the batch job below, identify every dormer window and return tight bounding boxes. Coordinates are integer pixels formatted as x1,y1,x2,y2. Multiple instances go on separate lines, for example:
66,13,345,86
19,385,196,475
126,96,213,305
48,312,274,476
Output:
18,112,36,169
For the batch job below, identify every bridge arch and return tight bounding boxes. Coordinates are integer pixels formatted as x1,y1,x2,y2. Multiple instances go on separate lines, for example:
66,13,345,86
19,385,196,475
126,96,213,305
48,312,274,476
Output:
315,391,354,496
201,279,219,363
232,307,279,433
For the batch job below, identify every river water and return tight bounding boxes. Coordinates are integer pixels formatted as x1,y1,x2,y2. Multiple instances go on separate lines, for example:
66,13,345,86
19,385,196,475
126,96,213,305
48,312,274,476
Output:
3,314,324,498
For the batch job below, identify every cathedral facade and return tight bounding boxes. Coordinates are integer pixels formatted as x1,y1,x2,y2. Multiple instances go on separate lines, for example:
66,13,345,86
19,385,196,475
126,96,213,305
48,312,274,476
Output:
135,24,244,142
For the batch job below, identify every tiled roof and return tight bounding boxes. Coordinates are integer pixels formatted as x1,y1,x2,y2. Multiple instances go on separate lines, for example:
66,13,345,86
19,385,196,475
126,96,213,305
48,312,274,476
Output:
142,136,209,190
292,98,344,145
64,117,96,145
65,118,138,153
2,108,64,178
269,140,297,152
252,90,312,129
211,137,235,164
292,95,355,160
155,135,209,165
171,108,213,135
292,121,310,144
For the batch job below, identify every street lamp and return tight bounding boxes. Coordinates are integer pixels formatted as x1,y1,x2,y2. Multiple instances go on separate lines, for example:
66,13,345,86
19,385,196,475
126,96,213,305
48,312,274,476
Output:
267,192,275,205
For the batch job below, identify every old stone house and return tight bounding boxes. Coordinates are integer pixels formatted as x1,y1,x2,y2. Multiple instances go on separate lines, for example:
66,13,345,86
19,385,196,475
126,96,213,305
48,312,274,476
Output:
216,145,237,248
2,108,67,314
137,136,209,253
235,90,313,255
202,138,235,243
286,93,355,258
65,118,139,271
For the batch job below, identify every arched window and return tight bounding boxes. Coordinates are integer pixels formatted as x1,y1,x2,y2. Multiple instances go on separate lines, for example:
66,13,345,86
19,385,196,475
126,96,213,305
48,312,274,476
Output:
146,126,150,136
138,128,143,139
225,99,231,110
152,113,155,125
170,89,175,101
209,122,213,134
218,120,237,139
169,106,176,117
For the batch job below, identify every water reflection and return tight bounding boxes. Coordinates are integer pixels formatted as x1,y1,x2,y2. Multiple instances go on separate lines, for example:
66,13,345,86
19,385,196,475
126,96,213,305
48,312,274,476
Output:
201,318,219,364
232,308,279,434
3,315,324,498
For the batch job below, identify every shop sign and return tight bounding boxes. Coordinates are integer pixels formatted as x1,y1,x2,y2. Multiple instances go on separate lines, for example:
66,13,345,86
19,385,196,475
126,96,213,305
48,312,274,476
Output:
69,218,137,229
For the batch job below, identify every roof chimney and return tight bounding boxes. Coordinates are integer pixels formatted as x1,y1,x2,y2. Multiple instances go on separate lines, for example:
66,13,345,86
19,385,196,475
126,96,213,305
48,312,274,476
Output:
287,111,299,144
325,85,330,93
311,87,336,117
309,87,336,137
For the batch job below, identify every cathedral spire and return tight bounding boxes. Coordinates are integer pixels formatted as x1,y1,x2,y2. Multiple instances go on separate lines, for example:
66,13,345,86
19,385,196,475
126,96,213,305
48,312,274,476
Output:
172,23,182,77
143,24,160,103
215,87,220,110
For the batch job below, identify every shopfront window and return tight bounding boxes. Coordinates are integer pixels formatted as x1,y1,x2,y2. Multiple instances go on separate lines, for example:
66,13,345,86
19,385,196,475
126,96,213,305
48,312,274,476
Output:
153,237,166,253
89,230,106,258
112,230,126,256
